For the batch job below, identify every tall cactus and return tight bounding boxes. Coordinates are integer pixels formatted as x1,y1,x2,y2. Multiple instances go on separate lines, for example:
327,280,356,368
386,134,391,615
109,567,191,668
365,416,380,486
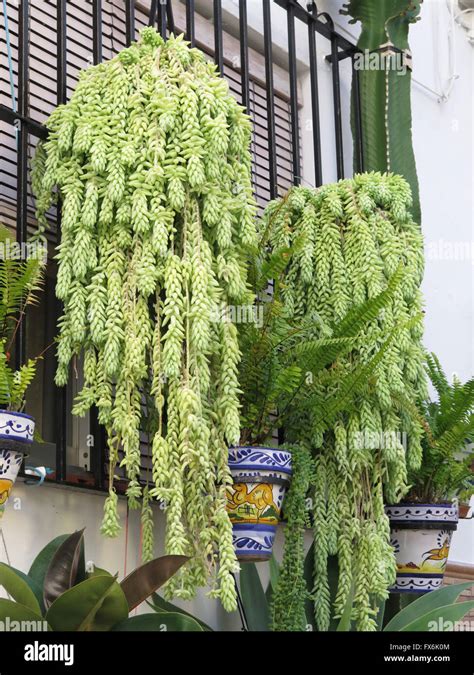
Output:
342,0,423,223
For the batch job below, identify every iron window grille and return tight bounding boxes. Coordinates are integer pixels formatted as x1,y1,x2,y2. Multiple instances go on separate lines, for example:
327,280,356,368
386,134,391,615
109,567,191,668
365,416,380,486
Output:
0,0,363,493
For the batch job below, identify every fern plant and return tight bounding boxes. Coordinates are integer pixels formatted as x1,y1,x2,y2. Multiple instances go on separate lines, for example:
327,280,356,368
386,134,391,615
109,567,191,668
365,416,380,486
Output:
405,354,474,504
0,225,44,412
238,235,411,448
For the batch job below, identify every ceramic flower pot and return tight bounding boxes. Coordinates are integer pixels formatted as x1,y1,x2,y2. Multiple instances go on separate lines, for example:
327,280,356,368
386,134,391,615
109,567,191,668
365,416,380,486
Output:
0,411,34,510
386,502,458,593
227,446,292,562
459,502,472,519
0,410,35,443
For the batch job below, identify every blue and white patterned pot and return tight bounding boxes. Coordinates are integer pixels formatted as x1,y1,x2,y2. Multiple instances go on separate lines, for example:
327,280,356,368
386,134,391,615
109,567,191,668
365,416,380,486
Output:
227,446,292,562
0,410,35,443
386,503,458,594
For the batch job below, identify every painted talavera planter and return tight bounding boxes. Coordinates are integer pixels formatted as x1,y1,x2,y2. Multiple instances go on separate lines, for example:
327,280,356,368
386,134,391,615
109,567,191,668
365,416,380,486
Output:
386,503,458,593
0,410,35,443
0,411,34,511
227,446,292,562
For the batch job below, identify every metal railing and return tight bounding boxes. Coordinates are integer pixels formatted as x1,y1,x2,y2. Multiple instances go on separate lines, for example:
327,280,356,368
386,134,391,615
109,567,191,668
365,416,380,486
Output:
0,0,362,492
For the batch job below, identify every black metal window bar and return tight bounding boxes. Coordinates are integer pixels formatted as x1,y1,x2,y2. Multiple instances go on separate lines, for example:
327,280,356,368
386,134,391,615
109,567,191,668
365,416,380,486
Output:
0,0,363,493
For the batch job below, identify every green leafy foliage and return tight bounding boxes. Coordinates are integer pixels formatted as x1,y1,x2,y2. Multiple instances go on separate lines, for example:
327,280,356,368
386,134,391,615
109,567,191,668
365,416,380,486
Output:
263,174,427,631
405,354,474,503
383,581,474,631
271,444,312,631
239,563,270,631
238,244,408,446
45,575,129,632
43,528,85,609
0,599,47,628
120,555,189,611
0,562,42,614
0,531,188,631
32,28,258,610
148,592,213,631
0,224,44,411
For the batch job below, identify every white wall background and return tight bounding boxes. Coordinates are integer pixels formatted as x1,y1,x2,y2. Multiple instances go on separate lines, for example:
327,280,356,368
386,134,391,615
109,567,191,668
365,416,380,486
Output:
0,0,472,628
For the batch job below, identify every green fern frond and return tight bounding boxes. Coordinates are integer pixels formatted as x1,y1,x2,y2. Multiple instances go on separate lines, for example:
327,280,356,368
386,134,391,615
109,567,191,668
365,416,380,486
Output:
407,354,474,502
308,319,415,429
425,352,450,399
10,358,39,411
0,342,13,407
333,263,403,338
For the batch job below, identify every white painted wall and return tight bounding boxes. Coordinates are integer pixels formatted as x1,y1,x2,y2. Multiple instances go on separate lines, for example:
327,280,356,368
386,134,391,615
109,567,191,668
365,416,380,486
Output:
1,1,472,629
0,482,241,630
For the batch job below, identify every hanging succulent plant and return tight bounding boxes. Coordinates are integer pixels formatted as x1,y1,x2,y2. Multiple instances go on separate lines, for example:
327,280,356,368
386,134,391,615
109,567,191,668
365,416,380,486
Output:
32,27,258,611
263,172,427,631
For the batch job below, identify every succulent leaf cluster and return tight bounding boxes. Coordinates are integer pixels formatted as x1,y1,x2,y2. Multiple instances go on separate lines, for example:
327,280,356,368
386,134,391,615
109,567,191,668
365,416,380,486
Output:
32,28,258,611
264,172,427,631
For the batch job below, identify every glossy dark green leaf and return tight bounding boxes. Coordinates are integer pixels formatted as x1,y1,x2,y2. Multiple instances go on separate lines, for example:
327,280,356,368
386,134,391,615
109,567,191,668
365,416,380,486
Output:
28,534,70,589
239,563,269,631
148,593,213,631
90,578,129,631
0,598,49,629
87,566,112,579
120,555,189,611
76,536,87,585
44,529,86,609
45,575,127,631
0,563,41,615
112,612,204,632
384,582,474,632
7,567,45,614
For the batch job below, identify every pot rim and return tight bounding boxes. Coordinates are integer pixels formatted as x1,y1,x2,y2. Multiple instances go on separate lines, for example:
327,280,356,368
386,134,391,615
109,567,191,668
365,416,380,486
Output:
229,474,290,487
228,446,292,477
390,521,458,531
0,410,35,422
386,501,456,508
386,501,458,530
230,445,291,454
